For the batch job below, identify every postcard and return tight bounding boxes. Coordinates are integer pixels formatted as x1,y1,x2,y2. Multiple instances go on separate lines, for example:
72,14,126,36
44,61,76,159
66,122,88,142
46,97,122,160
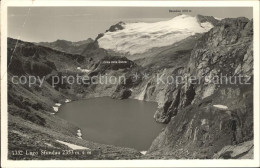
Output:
1,0,259,167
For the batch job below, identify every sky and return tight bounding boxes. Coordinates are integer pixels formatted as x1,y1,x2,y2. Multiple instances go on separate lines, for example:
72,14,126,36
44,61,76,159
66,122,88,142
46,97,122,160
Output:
8,7,253,42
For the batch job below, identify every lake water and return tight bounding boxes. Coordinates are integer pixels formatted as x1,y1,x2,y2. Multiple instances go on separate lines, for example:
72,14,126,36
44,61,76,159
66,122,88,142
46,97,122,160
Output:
57,97,164,150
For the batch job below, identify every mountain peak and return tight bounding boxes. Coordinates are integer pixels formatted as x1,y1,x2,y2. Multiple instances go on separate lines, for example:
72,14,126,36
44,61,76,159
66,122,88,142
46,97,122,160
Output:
196,14,220,26
106,21,125,33
175,13,191,17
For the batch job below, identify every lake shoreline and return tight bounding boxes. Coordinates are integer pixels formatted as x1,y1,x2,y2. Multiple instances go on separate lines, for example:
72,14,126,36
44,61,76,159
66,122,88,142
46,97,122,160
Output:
56,97,165,151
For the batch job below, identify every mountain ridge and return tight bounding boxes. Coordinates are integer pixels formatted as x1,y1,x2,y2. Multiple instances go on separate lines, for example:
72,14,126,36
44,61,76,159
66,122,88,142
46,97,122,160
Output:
36,38,94,55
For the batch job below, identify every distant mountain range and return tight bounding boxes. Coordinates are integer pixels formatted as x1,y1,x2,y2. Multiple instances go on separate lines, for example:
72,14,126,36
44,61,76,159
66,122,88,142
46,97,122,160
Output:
36,38,94,55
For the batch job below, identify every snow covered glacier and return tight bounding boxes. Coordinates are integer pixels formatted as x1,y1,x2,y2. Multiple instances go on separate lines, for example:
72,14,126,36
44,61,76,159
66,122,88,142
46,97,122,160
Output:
98,14,214,55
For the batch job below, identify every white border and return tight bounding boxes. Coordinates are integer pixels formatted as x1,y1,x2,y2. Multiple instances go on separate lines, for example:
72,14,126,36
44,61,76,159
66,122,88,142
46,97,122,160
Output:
1,1,260,167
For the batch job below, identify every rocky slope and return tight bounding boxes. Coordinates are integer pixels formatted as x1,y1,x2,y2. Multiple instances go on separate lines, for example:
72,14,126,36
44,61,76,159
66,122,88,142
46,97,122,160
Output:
7,38,142,159
150,17,253,123
143,17,253,159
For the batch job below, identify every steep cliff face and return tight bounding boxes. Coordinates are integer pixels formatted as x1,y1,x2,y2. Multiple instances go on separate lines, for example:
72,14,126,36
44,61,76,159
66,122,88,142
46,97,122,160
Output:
153,17,253,122
145,85,253,159
144,17,253,159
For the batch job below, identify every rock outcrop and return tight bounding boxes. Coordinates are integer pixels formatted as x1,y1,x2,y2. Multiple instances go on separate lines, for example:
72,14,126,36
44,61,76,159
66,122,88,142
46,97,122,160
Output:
213,140,253,159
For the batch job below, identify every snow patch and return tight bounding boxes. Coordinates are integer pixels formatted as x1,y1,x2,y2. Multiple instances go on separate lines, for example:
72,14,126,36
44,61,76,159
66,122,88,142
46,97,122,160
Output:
140,151,147,155
213,105,228,109
55,103,61,107
77,129,83,139
44,143,54,147
53,106,59,112
98,14,213,55
201,119,207,125
53,103,62,112
56,140,90,150
214,17,223,20
77,67,91,73
65,99,71,103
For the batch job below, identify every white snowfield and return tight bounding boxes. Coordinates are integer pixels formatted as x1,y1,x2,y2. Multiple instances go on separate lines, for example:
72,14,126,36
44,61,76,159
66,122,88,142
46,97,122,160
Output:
53,106,59,112
214,17,223,21
98,14,214,55
140,151,147,155
56,140,90,150
213,105,228,109
65,99,71,103
77,67,91,73
53,103,61,112
55,103,61,107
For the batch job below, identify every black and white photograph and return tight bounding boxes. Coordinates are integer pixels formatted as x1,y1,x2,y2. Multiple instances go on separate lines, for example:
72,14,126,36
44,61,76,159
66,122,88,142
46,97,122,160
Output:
1,0,260,167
